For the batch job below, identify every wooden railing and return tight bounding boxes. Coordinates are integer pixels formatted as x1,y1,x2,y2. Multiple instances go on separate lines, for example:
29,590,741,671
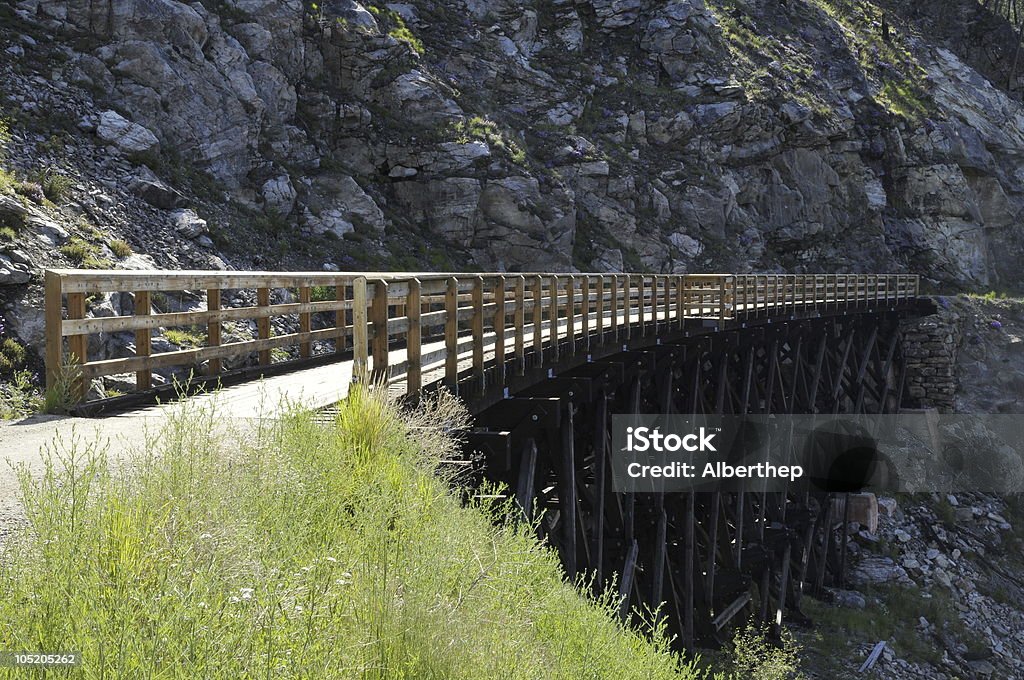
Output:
43,270,920,403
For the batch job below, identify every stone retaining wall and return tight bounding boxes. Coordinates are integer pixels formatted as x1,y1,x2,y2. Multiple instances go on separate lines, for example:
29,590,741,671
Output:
899,301,960,412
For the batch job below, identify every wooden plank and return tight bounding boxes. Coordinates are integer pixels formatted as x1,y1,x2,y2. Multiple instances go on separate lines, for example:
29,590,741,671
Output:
61,298,353,336
353,277,368,383
256,287,271,366
549,275,560,362
560,402,577,579
44,271,63,391
611,275,619,340
298,286,311,359
67,291,87,401
684,492,695,649
653,508,667,605
618,539,640,619
472,276,485,386
136,290,153,389
494,276,506,386
205,288,220,377
407,278,422,394
566,276,576,356
516,438,537,522
593,394,607,583
445,277,459,389
514,276,526,376
80,325,353,380
712,591,752,631
580,275,590,351
533,275,543,364
335,284,347,354
371,279,389,382
595,275,604,340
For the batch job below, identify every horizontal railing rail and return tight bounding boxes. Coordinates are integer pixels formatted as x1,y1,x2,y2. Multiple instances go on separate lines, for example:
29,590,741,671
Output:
43,270,921,403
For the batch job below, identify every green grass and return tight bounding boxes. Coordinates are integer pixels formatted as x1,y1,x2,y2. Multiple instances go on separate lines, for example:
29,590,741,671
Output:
108,238,133,258
164,326,207,348
0,389,711,678
0,369,40,419
30,166,74,202
451,116,526,165
59,237,113,269
801,583,978,670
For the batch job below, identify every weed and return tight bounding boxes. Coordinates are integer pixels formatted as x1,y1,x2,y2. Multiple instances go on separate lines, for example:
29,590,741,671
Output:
0,226,15,240
451,116,527,165
311,284,335,302
367,4,424,53
0,117,9,161
108,239,133,258
0,369,40,419
31,166,74,202
0,337,27,374
59,237,112,269
726,621,805,679
0,167,16,194
42,354,82,413
164,326,207,348
14,180,44,203
59,238,90,263
0,388,710,678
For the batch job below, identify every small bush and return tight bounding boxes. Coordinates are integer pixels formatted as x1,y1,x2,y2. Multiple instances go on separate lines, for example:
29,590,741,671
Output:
164,327,207,348
0,226,15,240
0,117,10,161
108,239,133,257
14,180,45,204
0,369,41,419
59,237,93,264
727,622,805,680
311,284,335,301
0,388,710,678
34,167,74,202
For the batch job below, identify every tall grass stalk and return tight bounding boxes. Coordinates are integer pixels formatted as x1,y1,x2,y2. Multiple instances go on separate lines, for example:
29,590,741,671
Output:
0,387,708,678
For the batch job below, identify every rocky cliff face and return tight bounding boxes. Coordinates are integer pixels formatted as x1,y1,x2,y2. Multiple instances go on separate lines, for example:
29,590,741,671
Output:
6,0,1024,283
3,0,1024,350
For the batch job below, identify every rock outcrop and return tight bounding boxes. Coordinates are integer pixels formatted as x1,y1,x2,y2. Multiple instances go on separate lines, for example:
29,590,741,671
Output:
3,0,1024,283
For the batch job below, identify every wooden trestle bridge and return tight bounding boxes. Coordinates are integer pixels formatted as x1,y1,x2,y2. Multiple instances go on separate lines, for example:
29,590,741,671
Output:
44,269,929,648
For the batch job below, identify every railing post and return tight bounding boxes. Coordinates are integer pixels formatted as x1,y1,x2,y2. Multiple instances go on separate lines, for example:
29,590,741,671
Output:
662,275,671,327
257,287,271,366
335,282,347,354
205,288,220,377
371,279,389,382
624,274,632,341
494,275,506,386
67,290,87,401
136,290,152,389
611,275,619,340
44,270,63,392
352,277,368,383
298,286,311,359
472,276,485,387
407,278,421,394
676,275,684,328
515,275,526,376
719,276,727,324
642,275,650,335
567,275,576,355
445,277,459,389
549,275,560,361
581,274,590,352
533,275,543,364
595,275,605,341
